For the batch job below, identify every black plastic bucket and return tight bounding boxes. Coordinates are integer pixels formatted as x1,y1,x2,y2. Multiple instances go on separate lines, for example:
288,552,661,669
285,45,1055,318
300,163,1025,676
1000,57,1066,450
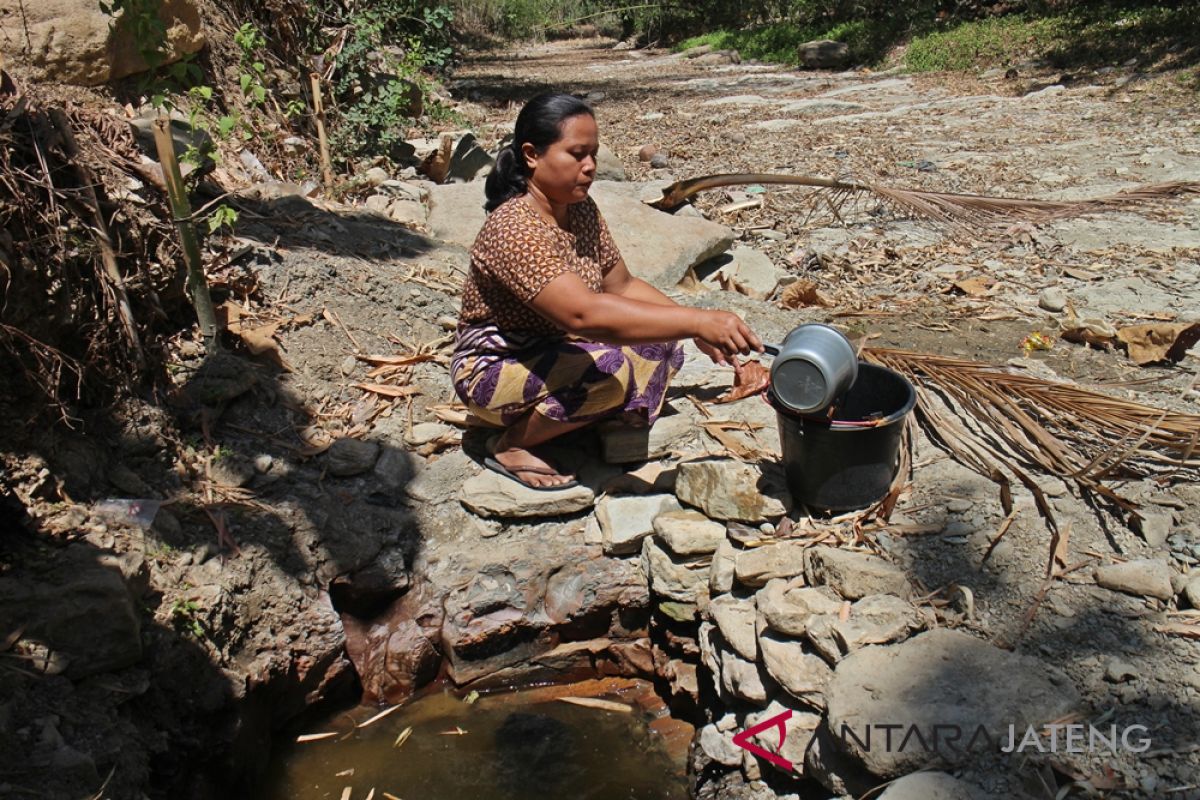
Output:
768,362,915,512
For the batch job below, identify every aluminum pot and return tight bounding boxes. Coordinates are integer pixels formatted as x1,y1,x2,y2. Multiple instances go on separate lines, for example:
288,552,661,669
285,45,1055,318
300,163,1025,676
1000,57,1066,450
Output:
762,323,858,415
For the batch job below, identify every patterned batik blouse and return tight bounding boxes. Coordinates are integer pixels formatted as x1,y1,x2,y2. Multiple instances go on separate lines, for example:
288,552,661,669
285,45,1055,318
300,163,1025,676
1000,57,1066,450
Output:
458,194,622,336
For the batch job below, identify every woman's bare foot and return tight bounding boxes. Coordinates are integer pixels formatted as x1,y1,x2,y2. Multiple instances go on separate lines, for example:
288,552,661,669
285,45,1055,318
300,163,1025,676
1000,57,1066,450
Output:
489,410,591,489
493,445,575,488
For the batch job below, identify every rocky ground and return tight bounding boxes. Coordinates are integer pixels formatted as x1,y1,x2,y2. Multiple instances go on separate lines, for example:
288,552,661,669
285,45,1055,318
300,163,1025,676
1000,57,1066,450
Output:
3,36,1199,800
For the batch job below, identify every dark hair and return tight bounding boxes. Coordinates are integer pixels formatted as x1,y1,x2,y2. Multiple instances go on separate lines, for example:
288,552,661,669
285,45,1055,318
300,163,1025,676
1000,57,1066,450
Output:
484,93,594,212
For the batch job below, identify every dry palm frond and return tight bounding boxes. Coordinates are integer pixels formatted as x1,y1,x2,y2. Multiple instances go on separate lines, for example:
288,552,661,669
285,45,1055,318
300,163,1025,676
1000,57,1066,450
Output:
863,348,1200,562
645,172,1200,231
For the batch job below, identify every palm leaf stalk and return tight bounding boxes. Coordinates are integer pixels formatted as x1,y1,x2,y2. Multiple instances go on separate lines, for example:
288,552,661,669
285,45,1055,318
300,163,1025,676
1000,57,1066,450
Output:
646,173,1200,230
862,348,1200,568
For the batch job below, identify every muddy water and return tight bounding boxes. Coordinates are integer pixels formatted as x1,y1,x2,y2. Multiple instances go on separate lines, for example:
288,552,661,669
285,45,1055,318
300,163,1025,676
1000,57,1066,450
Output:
265,682,690,800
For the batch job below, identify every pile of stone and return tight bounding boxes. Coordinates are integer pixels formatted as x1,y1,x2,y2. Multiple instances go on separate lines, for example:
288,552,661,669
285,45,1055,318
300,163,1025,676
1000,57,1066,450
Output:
446,423,1085,797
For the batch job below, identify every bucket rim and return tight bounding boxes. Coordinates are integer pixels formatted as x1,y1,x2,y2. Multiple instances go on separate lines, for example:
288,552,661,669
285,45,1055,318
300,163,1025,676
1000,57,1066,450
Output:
766,362,916,428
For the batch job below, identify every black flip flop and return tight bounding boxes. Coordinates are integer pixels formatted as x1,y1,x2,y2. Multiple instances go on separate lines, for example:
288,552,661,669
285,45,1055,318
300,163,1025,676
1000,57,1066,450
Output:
483,456,580,491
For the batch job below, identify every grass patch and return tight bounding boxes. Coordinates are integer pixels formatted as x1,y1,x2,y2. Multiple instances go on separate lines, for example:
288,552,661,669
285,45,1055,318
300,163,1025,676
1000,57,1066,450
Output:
673,3,1199,75
906,4,1200,73
675,16,913,66
905,14,1066,71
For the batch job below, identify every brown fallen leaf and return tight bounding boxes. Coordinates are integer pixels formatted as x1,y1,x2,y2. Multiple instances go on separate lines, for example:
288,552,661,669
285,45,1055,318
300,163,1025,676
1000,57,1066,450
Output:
421,133,454,183
557,697,633,713
1060,317,1118,348
356,704,401,728
356,353,436,367
1062,266,1101,281
778,279,833,309
602,461,676,495
219,301,294,370
354,383,422,398
1116,321,1200,365
417,433,461,457
700,420,767,460
1050,519,1071,576
950,276,996,297
427,403,469,426
714,360,770,404
1154,611,1200,640
716,271,750,296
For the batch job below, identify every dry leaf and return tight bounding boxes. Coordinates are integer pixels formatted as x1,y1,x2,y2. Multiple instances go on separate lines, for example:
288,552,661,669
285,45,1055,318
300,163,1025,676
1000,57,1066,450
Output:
701,420,766,460
355,383,421,398
1060,317,1118,348
421,133,454,183
1155,623,1200,639
716,271,750,296
1050,520,1071,574
557,697,633,713
951,276,996,297
428,403,469,426
1116,322,1200,365
417,433,461,457
356,704,401,728
1062,266,1101,281
778,280,833,309
714,360,770,404
602,461,676,495
237,323,281,355
392,726,414,749
357,353,436,367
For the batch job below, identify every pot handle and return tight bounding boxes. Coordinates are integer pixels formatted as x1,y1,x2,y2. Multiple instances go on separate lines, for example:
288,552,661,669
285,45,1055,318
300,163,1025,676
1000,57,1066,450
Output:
761,342,781,357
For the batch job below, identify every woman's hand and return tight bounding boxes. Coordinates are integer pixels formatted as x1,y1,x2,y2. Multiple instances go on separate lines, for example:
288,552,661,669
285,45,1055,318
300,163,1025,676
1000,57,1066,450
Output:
693,310,762,364
694,338,741,373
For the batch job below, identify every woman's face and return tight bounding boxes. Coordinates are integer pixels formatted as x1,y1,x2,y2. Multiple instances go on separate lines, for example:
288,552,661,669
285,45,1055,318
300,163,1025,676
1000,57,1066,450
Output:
522,113,599,206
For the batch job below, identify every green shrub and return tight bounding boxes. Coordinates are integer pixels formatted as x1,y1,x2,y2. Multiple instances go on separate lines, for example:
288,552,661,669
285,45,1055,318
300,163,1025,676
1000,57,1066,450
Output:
326,0,456,161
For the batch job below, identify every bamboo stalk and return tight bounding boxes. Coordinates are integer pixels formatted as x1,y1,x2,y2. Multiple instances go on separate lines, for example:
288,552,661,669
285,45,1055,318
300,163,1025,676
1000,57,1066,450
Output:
151,116,218,344
310,72,335,189
48,107,144,369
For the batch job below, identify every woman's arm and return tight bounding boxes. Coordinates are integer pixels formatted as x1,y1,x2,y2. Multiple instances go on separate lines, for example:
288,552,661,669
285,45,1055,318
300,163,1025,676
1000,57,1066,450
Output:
602,256,675,307
529,268,761,360
601,256,747,368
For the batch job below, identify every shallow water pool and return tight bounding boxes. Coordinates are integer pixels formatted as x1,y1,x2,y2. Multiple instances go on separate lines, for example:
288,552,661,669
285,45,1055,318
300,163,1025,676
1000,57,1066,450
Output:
264,680,690,800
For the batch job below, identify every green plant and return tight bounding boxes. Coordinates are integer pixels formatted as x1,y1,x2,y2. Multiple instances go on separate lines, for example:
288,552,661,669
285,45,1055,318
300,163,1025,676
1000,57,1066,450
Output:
234,23,270,107
327,0,456,161
99,0,167,67
206,205,239,235
170,597,206,639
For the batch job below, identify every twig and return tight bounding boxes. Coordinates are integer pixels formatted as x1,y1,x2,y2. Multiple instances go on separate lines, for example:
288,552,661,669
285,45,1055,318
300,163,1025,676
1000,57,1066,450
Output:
324,309,362,353
310,72,334,189
86,765,117,800
47,107,144,369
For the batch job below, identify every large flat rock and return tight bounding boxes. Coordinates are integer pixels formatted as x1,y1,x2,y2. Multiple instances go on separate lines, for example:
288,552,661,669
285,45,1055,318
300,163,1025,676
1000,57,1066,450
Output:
427,180,733,288
2,0,205,86
825,628,1080,778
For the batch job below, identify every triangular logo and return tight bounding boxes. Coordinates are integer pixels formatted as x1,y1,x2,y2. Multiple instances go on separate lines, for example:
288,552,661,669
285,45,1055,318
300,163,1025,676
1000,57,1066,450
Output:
731,709,793,771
